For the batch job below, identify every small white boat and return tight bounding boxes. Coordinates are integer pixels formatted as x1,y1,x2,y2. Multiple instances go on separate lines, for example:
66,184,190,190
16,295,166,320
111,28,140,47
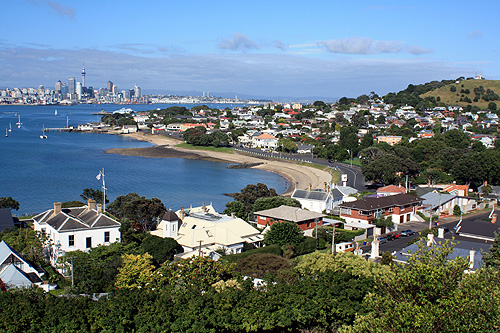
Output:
55,109,58,116
16,115,22,128
40,126,47,139
5,128,8,137
8,123,11,132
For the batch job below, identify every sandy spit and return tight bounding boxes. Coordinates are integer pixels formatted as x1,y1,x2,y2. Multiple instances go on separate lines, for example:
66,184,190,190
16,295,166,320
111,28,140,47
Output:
106,131,332,196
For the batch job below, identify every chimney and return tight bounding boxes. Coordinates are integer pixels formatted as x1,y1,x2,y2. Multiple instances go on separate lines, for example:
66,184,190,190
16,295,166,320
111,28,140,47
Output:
438,228,445,239
53,202,62,216
97,204,102,214
324,182,328,191
87,199,96,211
469,250,476,270
492,214,497,224
179,206,185,221
427,233,434,246
309,183,312,191
202,202,207,212
231,212,236,219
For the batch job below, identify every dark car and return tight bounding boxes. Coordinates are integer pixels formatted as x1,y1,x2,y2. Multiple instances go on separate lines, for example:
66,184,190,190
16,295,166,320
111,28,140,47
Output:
400,229,415,236
378,237,388,244
386,232,401,241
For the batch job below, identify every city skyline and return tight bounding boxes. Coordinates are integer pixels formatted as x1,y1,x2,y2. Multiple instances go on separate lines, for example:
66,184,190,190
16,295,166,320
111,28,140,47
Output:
1,1,498,99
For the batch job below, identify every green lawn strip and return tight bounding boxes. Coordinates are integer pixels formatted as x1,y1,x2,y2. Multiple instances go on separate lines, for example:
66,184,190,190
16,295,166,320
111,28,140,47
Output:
174,142,234,154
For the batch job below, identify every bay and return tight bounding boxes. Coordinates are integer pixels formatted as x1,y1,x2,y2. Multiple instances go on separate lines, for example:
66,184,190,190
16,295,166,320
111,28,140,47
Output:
0,104,288,215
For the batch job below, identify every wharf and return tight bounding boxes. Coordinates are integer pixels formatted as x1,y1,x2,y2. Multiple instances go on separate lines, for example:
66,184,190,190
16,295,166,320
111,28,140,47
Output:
91,111,112,115
44,127,73,132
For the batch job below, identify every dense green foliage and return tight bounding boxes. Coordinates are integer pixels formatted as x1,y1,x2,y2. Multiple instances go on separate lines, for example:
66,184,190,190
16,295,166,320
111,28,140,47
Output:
107,192,166,231
0,197,20,210
263,221,304,247
224,183,279,218
252,196,301,212
183,126,229,147
80,188,108,205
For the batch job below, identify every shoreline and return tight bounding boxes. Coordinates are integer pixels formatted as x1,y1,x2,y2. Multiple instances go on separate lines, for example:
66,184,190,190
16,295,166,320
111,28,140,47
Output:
105,131,332,196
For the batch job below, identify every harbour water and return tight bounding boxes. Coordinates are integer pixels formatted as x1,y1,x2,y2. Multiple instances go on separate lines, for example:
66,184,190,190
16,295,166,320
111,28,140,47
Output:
0,104,288,215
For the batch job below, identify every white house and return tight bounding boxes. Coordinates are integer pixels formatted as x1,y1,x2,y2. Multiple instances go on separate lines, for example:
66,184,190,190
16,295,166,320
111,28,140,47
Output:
291,189,331,213
0,241,47,290
151,204,263,259
33,200,121,265
252,133,278,150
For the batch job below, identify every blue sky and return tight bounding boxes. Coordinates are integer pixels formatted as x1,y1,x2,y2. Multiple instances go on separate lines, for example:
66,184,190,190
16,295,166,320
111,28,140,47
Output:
1,0,498,99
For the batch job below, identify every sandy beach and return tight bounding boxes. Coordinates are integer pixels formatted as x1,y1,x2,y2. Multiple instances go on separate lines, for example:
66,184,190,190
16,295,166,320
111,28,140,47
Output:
106,131,333,196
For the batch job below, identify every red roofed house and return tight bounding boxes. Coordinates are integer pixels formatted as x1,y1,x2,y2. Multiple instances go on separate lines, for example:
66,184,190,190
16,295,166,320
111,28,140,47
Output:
252,133,278,150
377,185,407,196
443,182,469,196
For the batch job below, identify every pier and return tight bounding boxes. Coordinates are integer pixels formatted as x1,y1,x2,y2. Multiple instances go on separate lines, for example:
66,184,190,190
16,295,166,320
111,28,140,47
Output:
44,127,74,132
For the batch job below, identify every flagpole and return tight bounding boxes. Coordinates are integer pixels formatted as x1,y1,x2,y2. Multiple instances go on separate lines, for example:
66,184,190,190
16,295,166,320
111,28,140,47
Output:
102,168,106,212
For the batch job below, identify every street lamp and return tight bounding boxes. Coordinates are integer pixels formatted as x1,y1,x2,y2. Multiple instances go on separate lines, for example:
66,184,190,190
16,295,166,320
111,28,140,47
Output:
347,149,353,167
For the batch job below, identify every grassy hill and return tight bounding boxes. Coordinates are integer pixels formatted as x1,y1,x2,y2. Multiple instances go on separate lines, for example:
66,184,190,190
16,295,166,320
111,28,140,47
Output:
420,79,500,109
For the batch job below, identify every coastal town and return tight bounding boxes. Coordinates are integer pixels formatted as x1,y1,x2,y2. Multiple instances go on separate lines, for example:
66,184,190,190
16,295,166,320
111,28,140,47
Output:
2,76,500,330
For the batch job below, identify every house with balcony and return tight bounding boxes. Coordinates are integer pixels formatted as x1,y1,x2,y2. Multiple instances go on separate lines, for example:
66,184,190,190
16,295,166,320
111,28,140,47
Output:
339,194,423,232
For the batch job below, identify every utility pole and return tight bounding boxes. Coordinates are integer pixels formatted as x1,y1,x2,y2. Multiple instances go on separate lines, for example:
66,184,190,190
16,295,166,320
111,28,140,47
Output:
331,225,336,254
198,240,202,257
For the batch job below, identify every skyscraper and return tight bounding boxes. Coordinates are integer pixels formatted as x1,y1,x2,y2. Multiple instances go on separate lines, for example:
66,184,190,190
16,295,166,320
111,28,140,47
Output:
55,80,63,93
81,65,86,87
107,80,113,92
134,85,141,99
68,77,76,95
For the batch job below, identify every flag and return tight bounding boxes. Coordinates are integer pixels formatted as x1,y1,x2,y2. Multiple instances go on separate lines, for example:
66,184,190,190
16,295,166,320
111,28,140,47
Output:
96,171,101,180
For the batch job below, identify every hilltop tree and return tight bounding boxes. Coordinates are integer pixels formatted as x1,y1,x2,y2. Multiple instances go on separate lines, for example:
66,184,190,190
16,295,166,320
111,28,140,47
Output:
107,193,166,231
81,188,108,205
252,196,301,213
0,197,20,211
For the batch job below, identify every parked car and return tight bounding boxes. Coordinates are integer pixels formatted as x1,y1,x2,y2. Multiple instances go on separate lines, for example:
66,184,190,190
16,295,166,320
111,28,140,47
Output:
378,237,388,244
400,229,415,236
386,232,401,241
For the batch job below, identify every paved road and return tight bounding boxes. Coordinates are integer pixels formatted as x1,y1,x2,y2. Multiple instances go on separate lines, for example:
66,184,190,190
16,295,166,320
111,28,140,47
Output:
232,146,368,192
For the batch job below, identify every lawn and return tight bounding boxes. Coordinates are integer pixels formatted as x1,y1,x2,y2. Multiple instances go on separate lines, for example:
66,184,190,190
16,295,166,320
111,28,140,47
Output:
175,143,234,154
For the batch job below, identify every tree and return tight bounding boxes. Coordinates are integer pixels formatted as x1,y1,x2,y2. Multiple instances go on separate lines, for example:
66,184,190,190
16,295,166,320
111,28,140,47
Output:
152,256,235,290
80,188,108,205
263,222,304,247
489,102,497,111
140,235,183,265
107,193,166,231
227,183,278,214
344,241,499,332
61,201,85,208
373,216,394,229
252,196,301,212
234,253,291,278
0,197,20,211
453,205,462,216
483,232,500,268
313,101,327,109
115,253,155,290
0,228,48,263
223,201,247,220
443,129,471,149
381,251,393,265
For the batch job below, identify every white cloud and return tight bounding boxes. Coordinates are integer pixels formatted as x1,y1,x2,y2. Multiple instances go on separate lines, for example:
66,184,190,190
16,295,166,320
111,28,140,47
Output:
27,0,75,19
218,33,258,52
274,40,288,51
318,37,431,55
467,30,483,39
0,46,475,98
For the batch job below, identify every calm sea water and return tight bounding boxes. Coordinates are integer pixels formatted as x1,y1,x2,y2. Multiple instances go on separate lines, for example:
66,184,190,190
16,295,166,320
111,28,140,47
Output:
0,104,288,215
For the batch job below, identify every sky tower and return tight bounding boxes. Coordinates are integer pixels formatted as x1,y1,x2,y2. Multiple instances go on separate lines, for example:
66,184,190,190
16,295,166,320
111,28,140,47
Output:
81,64,86,87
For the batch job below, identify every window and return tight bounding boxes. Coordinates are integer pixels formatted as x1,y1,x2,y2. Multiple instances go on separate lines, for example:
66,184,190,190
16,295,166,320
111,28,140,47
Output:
86,237,92,249
41,228,46,235
104,231,110,243
69,235,74,247
388,207,394,212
